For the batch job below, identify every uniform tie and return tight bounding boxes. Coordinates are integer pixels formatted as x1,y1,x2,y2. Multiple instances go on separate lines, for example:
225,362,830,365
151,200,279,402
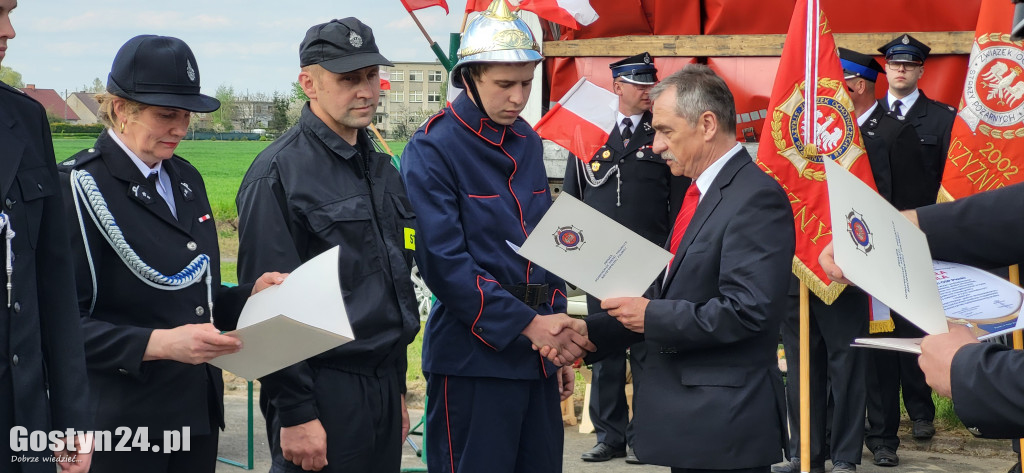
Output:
621,117,633,146
891,100,903,118
147,171,159,189
669,182,701,256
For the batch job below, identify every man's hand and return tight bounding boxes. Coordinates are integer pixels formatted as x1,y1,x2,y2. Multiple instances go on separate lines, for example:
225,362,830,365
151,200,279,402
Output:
144,323,242,364
818,242,853,285
400,394,410,442
558,365,575,401
281,419,328,471
252,271,288,295
603,297,649,333
55,433,92,473
919,324,980,398
522,314,595,366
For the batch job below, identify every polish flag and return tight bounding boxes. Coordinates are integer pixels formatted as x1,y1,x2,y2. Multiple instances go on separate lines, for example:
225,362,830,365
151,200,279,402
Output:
380,70,391,91
534,77,617,163
518,0,598,29
465,0,504,12
400,0,449,14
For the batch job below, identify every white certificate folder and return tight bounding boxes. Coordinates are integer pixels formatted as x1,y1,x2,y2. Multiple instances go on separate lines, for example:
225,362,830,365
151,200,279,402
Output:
517,193,673,301
210,246,354,380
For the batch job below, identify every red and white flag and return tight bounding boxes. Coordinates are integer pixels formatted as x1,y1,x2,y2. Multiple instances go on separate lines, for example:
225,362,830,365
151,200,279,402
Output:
465,0,502,13
380,70,391,91
518,0,598,29
534,77,617,162
400,0,449,13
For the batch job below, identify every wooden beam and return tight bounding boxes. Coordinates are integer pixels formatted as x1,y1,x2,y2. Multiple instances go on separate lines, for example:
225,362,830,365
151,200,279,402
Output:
542,31,976,58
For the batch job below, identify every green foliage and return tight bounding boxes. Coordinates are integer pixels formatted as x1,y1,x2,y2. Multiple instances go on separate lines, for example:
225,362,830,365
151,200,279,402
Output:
292,81,309,102
51,123,104,134
211,84,237,132
0,65,24,88
79,78,104,93
269,92,291,133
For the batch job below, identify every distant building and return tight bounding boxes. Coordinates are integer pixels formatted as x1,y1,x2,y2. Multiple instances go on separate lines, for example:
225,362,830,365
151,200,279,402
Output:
66,92,101,125
21,84,80,122
378,61,447,139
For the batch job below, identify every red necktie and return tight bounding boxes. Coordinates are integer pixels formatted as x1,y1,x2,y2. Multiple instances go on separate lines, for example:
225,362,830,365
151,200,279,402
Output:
669,183,701,255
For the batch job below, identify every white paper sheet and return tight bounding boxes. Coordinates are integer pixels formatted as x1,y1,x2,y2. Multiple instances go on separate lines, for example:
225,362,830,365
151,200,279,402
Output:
823,158,948,335
851,337,923,354
210,246,353,379
516,193,673,301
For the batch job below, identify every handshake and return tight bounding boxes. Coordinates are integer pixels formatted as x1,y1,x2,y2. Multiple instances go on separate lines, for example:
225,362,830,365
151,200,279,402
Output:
522,313,596,366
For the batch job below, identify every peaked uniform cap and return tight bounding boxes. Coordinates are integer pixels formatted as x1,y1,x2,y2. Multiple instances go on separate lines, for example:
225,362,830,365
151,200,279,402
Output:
107,35,220,113
610,52,658,85
838,47,885,82
299,18,393,73
878,34,931,63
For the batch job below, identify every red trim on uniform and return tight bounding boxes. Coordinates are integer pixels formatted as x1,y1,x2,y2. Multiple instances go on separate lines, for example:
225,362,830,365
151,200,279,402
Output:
550,288,566,306
472,275,499,350
482,120,499,132
467,194,500,199
499,146,529,237
525,261,533,284
424,109,447,134
445,376,455,473
508,123,528,138
450,105,505,147
540,352,549,377
532,189,546,195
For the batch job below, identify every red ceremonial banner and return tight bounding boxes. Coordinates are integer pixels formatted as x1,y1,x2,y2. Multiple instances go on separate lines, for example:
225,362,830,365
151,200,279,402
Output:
939,0,1024,201
756,0,877,304
401,0,449,13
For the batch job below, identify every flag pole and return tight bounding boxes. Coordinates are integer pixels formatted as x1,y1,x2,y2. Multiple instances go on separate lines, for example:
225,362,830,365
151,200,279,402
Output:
460,10,471,33
369,123,393,155
799,2,818,471
799,281,811,473
406,10,453,70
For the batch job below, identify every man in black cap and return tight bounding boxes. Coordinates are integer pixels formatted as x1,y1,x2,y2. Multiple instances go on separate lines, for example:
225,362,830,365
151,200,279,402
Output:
563,52,688,464
236,18,420,473
871,31,955,445
0,0,92,471
841,47,938,468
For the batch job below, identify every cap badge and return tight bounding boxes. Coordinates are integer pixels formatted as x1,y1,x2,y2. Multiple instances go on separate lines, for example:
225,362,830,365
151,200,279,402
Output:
186,60,196,82
349,31,363,48
644,55,651,64
901,35,910,45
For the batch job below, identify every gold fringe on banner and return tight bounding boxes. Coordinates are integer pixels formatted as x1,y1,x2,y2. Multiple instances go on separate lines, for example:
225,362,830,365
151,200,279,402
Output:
936,185,955,204
869,319,895,334
792,257,846,305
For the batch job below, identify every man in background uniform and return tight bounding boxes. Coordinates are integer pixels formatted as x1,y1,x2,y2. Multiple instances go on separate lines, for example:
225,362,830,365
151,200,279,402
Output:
869,33,956,450
0,0,91,471
563,52,688,464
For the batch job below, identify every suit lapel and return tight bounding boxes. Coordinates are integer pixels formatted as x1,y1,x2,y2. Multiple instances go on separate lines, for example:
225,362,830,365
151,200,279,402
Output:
607,122,625,154
163,160,195,234
662,150,749,290
0,105,23,204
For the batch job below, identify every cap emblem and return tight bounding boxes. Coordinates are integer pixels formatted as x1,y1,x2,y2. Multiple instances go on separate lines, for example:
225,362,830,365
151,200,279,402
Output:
644,55,651,64
349,31,363,48
186,60,196,82
901,35,910,45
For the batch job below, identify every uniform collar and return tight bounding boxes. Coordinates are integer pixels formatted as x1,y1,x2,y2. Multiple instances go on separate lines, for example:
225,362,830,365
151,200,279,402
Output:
888,88,920,113
857,102,878,127
107,128,165,179
449,93,530,146
299,103,372,160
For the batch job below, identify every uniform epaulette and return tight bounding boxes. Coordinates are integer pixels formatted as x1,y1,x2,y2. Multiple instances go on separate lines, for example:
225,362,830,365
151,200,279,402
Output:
59,146,102,169
423,109,446,134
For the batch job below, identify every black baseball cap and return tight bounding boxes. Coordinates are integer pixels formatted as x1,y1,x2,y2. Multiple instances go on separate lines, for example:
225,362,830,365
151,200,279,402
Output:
299,18,393,73
107,35,220,113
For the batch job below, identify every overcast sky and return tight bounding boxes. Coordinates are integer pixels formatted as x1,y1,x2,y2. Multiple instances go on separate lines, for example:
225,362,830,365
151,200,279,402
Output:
5,0,470,97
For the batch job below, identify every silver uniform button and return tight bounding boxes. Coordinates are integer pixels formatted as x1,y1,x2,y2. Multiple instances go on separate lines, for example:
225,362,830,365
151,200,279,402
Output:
636,151,644,158
187,241,198,251
118,368,128,375
195,306,205,317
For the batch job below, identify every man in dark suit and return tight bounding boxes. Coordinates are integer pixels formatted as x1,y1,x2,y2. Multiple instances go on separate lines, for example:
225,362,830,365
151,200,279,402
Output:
868,33,956,444
0,1,91,471
563,52,688,464
583,64,795,473
819,183,1024,443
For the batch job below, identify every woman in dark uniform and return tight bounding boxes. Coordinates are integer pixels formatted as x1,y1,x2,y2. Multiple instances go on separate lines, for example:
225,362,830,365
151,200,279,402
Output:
57,35,283,473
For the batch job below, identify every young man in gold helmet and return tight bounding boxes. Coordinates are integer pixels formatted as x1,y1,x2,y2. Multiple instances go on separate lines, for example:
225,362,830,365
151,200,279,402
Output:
400,1,592,471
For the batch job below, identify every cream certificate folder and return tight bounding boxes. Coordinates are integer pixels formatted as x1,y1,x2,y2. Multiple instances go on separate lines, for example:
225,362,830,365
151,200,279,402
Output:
210,246,353,379
823,158,948,336
516,193,673,300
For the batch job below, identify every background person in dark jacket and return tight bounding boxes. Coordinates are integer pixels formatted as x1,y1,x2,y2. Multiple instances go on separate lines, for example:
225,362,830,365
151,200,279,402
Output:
235,18,420,473
58,35,284,473
0,1,91,470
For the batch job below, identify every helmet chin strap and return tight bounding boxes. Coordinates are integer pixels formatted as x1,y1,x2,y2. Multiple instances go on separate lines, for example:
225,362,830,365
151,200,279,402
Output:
461,68,494,122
